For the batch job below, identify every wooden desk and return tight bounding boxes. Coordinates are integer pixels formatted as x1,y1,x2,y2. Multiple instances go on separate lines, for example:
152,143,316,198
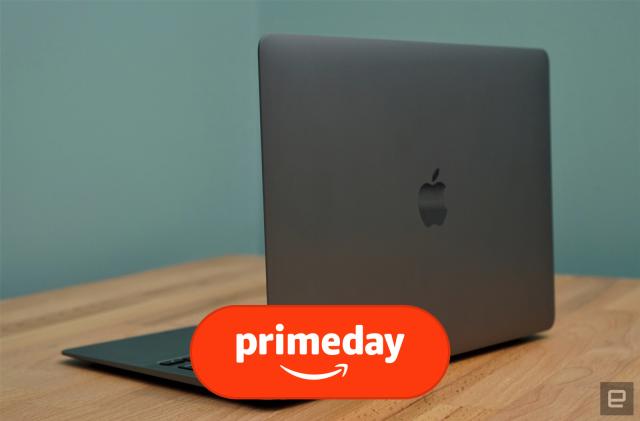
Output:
1,256,638,420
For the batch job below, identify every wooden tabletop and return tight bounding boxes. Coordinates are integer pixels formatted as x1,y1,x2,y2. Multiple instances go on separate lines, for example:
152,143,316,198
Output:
1,255,638,420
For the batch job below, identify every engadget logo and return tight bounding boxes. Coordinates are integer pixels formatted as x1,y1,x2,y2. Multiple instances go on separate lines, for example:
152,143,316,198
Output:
190,305,449,399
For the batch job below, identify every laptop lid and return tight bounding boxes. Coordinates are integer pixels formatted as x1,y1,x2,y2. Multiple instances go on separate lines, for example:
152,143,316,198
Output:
258,34,554,355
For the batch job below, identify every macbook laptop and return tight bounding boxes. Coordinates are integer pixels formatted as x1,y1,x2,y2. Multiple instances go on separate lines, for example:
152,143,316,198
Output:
63,34,554,387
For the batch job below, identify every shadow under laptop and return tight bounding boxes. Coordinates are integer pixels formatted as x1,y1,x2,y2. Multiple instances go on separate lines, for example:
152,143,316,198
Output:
450,333,546,363
60,359,310,410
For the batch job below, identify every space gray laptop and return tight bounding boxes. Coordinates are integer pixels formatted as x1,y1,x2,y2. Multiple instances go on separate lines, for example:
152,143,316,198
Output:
63,34,554,387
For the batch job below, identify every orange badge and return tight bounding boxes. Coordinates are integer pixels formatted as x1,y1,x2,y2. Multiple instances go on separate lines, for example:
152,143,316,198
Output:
191,305,450,399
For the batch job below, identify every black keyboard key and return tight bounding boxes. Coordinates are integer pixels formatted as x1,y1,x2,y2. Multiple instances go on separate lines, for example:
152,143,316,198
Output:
158,355,189,366
178,362,192,370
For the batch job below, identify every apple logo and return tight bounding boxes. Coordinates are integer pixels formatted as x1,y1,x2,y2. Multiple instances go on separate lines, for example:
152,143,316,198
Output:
418,168,447,227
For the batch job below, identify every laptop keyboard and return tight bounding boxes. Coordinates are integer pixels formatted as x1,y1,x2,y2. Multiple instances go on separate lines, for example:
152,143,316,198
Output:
158,355,192,370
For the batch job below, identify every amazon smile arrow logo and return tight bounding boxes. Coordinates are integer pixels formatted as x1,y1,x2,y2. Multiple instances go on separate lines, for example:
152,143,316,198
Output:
280,363,348,380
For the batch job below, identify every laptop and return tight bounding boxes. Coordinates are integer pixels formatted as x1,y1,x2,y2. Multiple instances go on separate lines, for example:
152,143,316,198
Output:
63,34,554,387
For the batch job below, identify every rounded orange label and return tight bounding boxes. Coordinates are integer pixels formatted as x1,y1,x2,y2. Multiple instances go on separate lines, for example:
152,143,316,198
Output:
191,305,449,399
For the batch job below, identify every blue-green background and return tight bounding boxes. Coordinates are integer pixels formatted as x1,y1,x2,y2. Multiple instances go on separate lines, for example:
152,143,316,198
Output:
1,1,638,298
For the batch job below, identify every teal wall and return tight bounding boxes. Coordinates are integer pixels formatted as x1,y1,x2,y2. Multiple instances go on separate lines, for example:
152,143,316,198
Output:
1,1,263,297
1,1,638,298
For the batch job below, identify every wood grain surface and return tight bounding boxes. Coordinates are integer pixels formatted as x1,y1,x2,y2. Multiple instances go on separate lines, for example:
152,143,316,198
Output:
1,255,638,420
